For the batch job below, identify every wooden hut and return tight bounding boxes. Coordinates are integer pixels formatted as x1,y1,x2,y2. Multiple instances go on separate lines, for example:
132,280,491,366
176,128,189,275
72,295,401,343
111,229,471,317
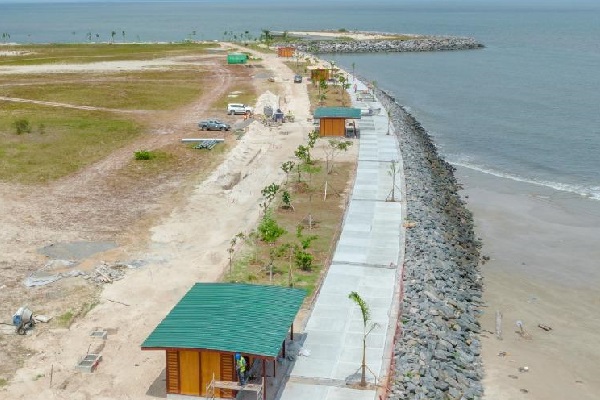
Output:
314,107,361,137
310,68,330,83
141,283,305,399
277,46,295,58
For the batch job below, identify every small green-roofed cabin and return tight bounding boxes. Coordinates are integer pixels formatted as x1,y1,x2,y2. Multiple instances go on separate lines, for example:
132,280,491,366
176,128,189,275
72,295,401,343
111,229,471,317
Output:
227,53,248,64
314,107,361,137
310,68,330,82
141,283,305,399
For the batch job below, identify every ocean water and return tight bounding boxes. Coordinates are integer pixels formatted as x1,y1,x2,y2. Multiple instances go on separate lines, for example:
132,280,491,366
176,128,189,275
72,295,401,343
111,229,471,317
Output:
1,0,599,200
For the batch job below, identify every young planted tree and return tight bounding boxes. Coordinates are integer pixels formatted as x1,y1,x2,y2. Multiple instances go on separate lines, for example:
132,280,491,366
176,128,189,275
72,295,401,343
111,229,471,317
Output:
257,211,287,282
281,190,293,211
295,145,311,168
348,291,379,387
260,183,280,214
318,78,329,105
294,225,318,271
307,129,319,151
111,30,116,43
228,236,238,274
337,74,351,105
324,139,353,174
236,231,260,264
281,160,295,184
370,80,377,95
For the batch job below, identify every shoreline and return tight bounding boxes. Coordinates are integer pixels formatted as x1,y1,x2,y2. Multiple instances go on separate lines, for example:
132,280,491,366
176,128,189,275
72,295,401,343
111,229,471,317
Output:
457,167,600,400
374,84,599,399
376,89,484,398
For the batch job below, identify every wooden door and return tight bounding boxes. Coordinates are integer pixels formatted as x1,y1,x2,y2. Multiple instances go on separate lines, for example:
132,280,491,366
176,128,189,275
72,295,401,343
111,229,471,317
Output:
200,351,221,397
179,350,200,396
320,118,344,136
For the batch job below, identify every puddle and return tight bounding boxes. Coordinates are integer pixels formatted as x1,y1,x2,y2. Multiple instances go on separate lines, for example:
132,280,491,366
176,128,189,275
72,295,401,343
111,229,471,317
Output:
38,241,117,260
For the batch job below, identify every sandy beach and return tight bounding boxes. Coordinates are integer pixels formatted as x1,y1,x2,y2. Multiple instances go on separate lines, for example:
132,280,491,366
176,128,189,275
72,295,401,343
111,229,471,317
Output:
457,168,600,400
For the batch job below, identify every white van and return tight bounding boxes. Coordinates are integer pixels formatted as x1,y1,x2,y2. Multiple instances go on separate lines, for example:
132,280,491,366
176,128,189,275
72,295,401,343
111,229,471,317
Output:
227,103,253,115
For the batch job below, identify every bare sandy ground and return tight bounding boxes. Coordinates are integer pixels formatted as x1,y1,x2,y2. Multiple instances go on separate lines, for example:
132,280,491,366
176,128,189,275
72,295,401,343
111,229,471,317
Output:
286,31,417,40
457,168,600,400
0,46,355,399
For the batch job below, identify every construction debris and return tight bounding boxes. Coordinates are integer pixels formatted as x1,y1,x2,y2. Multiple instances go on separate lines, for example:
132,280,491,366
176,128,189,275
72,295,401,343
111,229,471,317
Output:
90,329,108,340
75,353,102,373
23,260,146,287
538,323,552,331
515,320,532,339
34,315,52,323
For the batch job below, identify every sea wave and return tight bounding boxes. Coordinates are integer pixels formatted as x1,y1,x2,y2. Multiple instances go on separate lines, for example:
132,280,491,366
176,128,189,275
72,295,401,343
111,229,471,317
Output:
450,159,600,201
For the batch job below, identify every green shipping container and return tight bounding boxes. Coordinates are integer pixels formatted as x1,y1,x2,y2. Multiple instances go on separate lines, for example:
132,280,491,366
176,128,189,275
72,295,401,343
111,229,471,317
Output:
227,53,248,64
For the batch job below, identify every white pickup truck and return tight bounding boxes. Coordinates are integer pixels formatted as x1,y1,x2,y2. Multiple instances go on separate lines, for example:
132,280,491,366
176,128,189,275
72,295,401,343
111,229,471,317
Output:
227,103,253,115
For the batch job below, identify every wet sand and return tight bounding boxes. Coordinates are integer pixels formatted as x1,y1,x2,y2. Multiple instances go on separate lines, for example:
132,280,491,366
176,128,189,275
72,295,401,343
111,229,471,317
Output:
456,167,600,400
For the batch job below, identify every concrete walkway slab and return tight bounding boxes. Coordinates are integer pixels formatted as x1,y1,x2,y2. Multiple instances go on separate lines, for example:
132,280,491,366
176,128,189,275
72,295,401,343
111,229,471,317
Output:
277,79,404,400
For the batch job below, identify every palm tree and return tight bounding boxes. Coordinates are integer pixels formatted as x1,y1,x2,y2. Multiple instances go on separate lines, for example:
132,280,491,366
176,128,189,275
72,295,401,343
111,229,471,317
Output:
261,29,273,44
348,291,379,387
111,31,116,43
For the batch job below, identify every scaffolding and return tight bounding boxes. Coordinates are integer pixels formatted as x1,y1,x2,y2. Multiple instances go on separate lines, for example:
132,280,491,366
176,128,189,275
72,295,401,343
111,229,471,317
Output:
206,373,264,400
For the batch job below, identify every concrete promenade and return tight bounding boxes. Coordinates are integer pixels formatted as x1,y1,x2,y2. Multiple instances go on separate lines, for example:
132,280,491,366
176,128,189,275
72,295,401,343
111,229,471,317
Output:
277,81,405,400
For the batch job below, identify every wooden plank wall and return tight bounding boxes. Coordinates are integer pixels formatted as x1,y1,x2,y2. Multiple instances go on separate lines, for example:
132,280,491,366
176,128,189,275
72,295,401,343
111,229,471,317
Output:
320,118,345,136
220,353,235,398
166,350,180,394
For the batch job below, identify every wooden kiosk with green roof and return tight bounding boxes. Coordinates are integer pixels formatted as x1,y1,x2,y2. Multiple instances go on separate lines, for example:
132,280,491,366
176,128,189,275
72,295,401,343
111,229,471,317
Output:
314,107,361,137
141,283,305,399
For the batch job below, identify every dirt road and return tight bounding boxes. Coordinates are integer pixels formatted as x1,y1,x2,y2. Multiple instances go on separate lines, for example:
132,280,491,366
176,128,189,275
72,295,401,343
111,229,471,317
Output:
0,46,318,399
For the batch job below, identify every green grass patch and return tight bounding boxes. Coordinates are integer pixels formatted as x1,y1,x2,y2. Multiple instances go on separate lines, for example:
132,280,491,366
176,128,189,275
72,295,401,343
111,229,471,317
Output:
55,310,75,328
243,43,276,54
224,159,354,299
0,42,217,67
283,61,311,75
0,377,7,387
0,103,141,183
0,69,205,110
213,81,256,112
80,300,100,318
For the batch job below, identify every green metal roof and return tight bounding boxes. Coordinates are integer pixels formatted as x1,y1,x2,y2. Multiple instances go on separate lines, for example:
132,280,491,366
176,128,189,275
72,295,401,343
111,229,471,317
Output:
141,283,305,358
314,107,361,119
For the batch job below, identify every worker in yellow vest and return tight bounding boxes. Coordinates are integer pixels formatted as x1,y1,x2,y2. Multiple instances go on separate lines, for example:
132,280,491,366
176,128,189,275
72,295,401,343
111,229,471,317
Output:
235,353,247,386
